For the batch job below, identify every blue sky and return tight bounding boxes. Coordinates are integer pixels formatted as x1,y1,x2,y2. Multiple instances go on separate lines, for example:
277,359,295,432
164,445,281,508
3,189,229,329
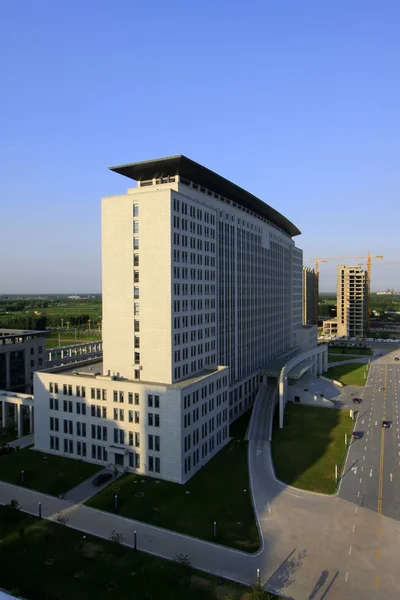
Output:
1,0,399,293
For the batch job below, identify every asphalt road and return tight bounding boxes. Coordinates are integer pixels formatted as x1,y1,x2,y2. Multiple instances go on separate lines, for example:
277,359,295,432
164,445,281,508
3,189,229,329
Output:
339,351,400,520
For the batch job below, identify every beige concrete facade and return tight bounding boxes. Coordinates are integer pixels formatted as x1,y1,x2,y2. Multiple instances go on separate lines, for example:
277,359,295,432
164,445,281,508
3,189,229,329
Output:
336,264,368,338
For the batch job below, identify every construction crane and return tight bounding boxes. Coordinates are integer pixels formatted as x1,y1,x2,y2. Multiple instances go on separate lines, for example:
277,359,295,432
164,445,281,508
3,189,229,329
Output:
306,252,384,329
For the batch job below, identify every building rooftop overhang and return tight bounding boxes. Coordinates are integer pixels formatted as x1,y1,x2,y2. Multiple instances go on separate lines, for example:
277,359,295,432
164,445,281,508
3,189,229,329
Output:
109,155,301,237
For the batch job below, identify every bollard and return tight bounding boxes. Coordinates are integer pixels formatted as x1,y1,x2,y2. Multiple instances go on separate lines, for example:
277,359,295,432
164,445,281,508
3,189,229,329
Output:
114,494,118,510
257,568,260,581
213,521,217,538
38,502,42,519
21,470,24,484
134,530,137,551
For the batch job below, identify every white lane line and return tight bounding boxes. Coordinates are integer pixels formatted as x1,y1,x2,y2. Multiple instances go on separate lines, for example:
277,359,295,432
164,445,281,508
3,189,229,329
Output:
355,507,358,514
370,469,373,477
345,572,348,583
349,546,352,555
352,524,355,532
363,455,365,460
357,491,360,497
365,446,367,451
375,421,378,426
360,478,362,484
390,473,393,482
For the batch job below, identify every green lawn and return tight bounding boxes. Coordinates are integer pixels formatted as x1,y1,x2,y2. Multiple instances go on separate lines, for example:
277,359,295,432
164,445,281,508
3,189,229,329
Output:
328,346,372,356
46,336,101,349
325,362,369,386
0,506,250,600
328,355,357,363
0,448,101,496
88,410,260,552
271,404,354,494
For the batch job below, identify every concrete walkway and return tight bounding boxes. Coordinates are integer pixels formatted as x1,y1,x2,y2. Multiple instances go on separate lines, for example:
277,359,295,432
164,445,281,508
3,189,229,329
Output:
63,468,120,503
0,481,256,586
8,434,34,449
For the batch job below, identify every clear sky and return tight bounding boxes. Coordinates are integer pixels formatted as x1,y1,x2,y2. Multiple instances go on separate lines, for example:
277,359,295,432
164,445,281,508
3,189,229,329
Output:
1,0,399,294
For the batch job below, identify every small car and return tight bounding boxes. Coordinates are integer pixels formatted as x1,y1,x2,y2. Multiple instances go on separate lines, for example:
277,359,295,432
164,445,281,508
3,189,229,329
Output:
395,357,399,361
92,472,113,486
353,397,362,404
352,431,362,439
379,387,385,391
382,421,391,428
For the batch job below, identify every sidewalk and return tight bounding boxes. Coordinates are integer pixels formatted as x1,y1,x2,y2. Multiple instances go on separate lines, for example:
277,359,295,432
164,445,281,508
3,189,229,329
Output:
63,468,120,503
0,481,257,585
9,434,34,449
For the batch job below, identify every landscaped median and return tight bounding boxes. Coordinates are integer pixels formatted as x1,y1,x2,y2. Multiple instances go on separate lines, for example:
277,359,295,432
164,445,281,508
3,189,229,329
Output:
0,447,101,496
271,404,354,494
87,410,260,552
324,362,369,386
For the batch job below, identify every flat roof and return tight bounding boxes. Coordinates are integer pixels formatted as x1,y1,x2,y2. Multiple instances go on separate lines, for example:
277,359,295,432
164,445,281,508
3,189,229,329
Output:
109,155,301,237
42,360,227,389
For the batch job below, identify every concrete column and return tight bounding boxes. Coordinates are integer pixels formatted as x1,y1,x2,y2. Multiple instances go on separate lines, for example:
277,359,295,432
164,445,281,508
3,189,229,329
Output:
279,369,288,429
29,406,33,433
16,405,22,438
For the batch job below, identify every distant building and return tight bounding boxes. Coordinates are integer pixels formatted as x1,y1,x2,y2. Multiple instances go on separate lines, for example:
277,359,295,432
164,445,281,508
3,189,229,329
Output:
336,265,368,338
0,330,47,393
302,267,318,325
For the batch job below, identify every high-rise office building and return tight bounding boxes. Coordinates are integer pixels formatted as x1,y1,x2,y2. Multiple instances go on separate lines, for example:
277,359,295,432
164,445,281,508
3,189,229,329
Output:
336,264,368,337
34,155,307,483
302,267,318,325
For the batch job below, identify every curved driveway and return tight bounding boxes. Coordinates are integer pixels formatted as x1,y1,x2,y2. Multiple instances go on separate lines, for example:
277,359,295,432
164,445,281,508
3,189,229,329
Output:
249,363,400,598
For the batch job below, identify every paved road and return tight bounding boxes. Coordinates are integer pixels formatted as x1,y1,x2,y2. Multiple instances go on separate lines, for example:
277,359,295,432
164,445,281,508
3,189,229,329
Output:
248,380,400,599
63,467,121,503
339,353,400,520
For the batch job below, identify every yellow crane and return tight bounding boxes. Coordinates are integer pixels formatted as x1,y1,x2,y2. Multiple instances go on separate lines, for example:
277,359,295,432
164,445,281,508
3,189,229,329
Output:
307,252,384,329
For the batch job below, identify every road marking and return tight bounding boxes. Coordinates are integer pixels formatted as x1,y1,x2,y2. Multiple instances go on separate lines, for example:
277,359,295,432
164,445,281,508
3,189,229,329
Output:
267,502,271,513
390,473,393,482
357,491,360,497
377,366,387,515
348,546,352,555
376,548,381,559
352,524,355,532
375,421,377,426
360,477,362,484
345,572,348,583
363,455,365,460
374,575,380,589
365,446,367,451
370,469,373,477
362,419,365,424
355,507,358,514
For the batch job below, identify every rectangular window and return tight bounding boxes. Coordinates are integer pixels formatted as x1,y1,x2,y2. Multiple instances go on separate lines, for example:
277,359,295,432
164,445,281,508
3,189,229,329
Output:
103,426,107,441
134,204,139,216
129,410,133,423
64,439,68,453
135,453,140,469
149,456,154,472
82,403,86,415
114,428,118,443
128,393,133,404
155,457,160,473
148,394,153,407
49,398,54,410
135,394,139,405
135,411,140,424
77,441,81,456
91,388,95,399
148,434,153,450
129,431,133,446
119,430,125,445
81,386,86,398
133,221,139,233
148,413,153,426
154,395,160,408
119,391,124,403
155,414,160,427
135,432,140,448
155,435,160,452
129,451,134,467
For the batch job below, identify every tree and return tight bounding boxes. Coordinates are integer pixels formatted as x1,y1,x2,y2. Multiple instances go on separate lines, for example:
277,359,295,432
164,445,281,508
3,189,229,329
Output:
250,579,275,599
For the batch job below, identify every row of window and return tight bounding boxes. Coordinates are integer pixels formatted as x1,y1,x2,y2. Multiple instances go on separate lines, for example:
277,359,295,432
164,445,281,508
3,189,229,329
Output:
49,384,159,407
173,300,216,313
183,427,228,475
49,436,142,469
173,199,215,226
173,233,216,253
173,250,216,267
